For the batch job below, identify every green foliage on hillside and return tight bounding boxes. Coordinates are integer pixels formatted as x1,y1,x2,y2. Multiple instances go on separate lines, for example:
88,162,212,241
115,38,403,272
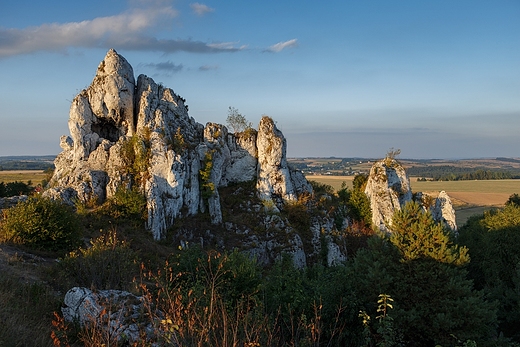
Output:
2,179,520,346
0,181,34,197
0,196,81,252
337,175,372,227
349,202,497,346
199,149,216,200
103,186,147,221
459,199,520,342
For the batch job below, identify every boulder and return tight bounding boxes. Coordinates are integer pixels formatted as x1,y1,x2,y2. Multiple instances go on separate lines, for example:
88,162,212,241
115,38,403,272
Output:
62,287,145,343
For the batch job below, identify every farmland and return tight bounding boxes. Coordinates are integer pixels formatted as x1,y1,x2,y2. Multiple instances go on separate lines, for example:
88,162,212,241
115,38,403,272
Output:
0,170,47,184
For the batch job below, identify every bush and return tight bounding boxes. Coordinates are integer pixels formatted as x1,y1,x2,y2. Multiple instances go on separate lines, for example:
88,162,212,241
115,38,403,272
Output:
58,228,138,290
0,196,81,252
0,181,34,197
104,187,147,221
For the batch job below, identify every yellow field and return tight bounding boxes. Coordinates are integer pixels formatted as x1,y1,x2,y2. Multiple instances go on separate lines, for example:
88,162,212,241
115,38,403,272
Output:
0,170,47,184
307,175,520,226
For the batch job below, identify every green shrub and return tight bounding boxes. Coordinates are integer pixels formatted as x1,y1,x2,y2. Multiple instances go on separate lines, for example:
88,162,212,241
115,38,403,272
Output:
104,187,147,221
0,197,81,252
58,228,138,290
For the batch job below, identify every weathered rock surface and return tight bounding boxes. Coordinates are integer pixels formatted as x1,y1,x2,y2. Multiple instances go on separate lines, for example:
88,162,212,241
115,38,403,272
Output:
0,195,28,209
430,190,458,232
62,287,147,344
365,158,457,232
46,49,324,265
364,158,413,231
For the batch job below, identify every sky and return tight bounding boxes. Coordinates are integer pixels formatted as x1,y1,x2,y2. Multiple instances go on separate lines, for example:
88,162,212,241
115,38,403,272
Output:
0,0,519,159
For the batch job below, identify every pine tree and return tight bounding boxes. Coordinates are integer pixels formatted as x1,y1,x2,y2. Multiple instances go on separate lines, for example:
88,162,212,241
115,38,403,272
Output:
349,202,497,346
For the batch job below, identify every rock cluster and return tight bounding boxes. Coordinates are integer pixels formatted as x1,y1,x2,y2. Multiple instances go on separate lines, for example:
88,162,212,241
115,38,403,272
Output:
62,287,147,344
46,49,312,240
364,158,457,232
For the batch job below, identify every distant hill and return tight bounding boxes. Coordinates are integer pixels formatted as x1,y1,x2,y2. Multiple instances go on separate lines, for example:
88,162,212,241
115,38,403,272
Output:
0,156,55,170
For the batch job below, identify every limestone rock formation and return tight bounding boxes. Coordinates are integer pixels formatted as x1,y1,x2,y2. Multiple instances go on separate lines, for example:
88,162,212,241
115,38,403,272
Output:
364,158,413,231
257,117,308,206
364,158,457,232
430,190,458,232
46,49,313,242
62,287,147,343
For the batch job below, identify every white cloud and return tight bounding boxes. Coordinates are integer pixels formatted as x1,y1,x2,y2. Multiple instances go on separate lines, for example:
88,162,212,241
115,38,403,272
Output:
190,3,215,16
207,41,247,50
265,38,298,53
0,5,239,57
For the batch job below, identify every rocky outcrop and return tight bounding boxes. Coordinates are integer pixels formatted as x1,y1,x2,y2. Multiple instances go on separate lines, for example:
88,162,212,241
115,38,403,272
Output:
430,190,458,232
46,49,312,241
364,158,457,232
62,287,147,344
256,116,312,210
364,158,413,231
0,195,28,209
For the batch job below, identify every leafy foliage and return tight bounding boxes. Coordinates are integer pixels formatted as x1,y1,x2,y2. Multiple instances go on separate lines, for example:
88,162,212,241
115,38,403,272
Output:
226,106,253,133
120,132,152,187
0,196,81,252
199,149,216,200
103,186,147,221
389,201,469,265
337,177,372,227
0,180,34,197
506,193,520,207
459,202,520,342
349,203,496,346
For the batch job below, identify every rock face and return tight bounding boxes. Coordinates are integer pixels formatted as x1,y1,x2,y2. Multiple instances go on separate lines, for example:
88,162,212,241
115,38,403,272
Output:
256,116,313,209
364,158,457,232
46,49,313,241
62,287,147,344
430,190,458,232
364,158,413,231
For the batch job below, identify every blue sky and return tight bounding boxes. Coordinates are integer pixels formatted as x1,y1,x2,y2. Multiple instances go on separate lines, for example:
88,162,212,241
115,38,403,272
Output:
0,0,519,158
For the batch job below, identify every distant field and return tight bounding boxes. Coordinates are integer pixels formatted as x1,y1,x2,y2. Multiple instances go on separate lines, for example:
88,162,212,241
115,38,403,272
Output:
0,170,46,184
306,175,355,190
307,175,520,226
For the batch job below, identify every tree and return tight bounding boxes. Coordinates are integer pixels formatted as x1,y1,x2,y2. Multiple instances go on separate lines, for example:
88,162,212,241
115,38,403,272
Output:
459,204,520,342
349,202,497,346
226,106,252,133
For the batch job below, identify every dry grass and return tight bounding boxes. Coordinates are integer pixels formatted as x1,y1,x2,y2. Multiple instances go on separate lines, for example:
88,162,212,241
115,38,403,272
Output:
0,170,47,184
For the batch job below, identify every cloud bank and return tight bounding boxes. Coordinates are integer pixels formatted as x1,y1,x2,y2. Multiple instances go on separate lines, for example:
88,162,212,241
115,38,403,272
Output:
0,5,241,57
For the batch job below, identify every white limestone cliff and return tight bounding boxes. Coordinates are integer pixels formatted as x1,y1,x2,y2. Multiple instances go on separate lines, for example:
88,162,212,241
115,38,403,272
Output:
46,49,313,241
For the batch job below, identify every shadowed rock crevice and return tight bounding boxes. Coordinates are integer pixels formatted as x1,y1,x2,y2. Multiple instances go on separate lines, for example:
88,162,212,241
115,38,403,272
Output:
91,117,122,143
